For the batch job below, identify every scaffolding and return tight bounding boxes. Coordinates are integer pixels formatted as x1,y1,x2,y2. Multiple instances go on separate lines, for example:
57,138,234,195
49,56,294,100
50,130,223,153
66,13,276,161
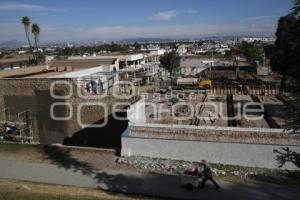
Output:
77,72,116,95
0,107,33,143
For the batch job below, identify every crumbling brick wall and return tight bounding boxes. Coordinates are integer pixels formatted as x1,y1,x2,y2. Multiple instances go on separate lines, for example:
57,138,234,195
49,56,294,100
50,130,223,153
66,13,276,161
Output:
130,124,300,146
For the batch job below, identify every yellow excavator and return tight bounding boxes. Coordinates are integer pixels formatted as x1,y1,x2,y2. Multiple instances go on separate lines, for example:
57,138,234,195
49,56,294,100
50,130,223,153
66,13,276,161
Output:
176,77,212,90
198,79,212,89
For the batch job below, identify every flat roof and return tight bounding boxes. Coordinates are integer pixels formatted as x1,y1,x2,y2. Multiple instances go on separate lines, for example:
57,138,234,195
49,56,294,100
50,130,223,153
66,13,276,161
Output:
50,66,107,78
0,65,47,78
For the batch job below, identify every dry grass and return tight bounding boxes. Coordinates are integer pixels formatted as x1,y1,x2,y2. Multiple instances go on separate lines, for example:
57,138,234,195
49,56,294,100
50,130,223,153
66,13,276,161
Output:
0,179,156,200
0,143,134,172
0,143,47,162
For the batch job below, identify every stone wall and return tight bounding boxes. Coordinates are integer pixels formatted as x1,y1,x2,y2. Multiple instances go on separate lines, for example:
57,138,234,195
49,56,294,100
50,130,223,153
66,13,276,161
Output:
129,123,300,145
0,78,116,144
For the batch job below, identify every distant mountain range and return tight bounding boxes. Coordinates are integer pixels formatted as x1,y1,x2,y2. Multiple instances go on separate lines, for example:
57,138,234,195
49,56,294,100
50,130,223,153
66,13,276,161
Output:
117,38,178,44
1,35,275,48
117,36,274,44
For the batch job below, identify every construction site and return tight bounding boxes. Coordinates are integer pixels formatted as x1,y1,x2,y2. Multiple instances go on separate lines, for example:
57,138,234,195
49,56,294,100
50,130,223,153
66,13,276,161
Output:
0,54,299,170
2,1,300,199
0,53,152,146
140,64,283,128
121,63,300,170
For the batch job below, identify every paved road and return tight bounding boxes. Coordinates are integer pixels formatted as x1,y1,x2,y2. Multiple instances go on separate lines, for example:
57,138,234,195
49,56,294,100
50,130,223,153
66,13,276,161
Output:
0,159,299,200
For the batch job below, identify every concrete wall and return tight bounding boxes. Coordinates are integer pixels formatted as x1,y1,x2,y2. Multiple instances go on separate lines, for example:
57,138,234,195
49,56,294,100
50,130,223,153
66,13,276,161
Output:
121,123,300,170
127,99,146,123
122,136,300,169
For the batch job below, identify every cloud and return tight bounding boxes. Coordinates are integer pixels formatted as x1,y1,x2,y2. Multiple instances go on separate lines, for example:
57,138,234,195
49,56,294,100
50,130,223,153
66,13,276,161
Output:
0,2,66,12
148,10,179,21
187,9,198,15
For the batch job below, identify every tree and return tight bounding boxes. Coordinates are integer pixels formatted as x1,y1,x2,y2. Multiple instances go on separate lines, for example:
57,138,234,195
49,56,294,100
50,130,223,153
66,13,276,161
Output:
0,51,6,59
239,42,263,63
225,50,233,60
291,0,300,17
271,1,300,133
61,47,73,56
35,52,46,64
272,0,300,83
263,44,275,59
21,16,32,50
159,50,181,76
271,15,300,84
31,23,41,51
133,42,141,51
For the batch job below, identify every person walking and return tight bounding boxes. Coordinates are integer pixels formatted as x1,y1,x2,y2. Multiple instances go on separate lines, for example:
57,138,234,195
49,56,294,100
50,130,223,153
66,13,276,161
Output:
199,160,220,190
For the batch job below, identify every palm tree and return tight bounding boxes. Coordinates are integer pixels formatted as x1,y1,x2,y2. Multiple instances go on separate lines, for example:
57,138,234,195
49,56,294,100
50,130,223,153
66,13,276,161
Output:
31,23,41,51
21,16,32,49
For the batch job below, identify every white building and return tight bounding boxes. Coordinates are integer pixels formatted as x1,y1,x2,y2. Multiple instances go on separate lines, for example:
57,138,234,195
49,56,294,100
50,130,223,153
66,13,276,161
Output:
177,45,187,56
239,37,276,43
192,48,207,55
51,50,166,92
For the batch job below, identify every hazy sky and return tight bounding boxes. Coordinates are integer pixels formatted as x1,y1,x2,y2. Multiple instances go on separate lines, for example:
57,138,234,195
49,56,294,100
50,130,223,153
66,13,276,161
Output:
0,0,293,42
